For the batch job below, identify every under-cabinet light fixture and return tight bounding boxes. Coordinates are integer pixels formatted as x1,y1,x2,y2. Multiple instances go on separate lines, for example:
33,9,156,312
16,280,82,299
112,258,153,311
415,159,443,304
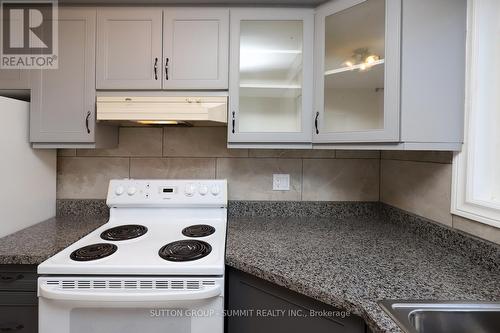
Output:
136,120,183,125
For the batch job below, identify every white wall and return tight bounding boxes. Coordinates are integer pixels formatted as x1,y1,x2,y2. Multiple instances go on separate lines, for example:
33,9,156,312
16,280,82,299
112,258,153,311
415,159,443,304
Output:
0,97,56,238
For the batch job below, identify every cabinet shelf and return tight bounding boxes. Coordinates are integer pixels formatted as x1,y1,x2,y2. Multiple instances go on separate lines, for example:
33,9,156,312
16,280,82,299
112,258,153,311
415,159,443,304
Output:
240,83,302,98
240,49,302,74
241,49,302,55
324,59,385,76
324,61,384,90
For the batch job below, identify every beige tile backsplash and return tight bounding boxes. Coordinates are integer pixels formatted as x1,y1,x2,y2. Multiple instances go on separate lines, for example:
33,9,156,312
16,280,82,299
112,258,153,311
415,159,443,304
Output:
57,127,378,201
380,159,453,226
452,215,500,244
303,159,379,201
380,151,500,245
216,158,302,201
130,158,216,179
335,150,381,159
163,127,248,157
78,127,163,157
56,128,499,244
57,157,129,199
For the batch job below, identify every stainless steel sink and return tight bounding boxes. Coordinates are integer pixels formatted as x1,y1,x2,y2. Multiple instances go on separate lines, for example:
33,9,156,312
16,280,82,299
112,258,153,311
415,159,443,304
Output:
379,300,500,333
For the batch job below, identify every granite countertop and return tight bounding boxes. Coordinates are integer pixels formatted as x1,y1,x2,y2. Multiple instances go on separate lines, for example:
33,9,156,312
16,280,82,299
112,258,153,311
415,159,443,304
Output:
0,216,106,264
225,215,500,333
0,201,499,333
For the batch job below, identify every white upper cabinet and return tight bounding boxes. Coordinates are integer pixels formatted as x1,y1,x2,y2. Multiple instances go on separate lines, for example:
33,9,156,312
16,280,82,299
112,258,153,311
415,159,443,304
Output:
228,9,314,144
313,0,466,150
96,8,163,90
20,3,464,150
163,8,229,89
314,0,401,143
96,8,228,90
30,8,104,144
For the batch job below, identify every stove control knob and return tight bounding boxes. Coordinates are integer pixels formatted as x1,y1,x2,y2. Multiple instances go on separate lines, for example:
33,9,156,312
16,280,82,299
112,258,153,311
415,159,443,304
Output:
184,184,196,197
211,185,220,196
199,185,208,196
127,186,137,196
115,186,125,196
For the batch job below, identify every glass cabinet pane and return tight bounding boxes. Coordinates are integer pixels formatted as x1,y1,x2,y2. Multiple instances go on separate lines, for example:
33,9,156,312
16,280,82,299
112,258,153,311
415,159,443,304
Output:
323,0,385,133
238,20,303,133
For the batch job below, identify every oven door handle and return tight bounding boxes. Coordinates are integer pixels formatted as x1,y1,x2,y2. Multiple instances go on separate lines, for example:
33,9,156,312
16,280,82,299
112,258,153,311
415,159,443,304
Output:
39,285,222,302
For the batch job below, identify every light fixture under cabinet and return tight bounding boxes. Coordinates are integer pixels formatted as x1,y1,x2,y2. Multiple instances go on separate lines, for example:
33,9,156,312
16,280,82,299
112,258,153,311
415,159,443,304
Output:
136,120,183,125
96,96,228,125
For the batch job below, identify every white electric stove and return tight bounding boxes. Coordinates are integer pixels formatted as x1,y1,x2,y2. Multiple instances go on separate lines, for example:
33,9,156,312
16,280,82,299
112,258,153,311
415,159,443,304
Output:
38,179,227,333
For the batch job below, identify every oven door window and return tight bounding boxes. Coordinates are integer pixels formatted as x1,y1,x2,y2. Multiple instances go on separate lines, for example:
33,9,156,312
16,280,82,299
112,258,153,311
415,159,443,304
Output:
70,308,190,333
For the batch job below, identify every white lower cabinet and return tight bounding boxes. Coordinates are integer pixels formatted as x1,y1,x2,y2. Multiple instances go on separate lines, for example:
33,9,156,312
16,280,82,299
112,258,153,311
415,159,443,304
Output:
30,8,117,148
227,8,314,146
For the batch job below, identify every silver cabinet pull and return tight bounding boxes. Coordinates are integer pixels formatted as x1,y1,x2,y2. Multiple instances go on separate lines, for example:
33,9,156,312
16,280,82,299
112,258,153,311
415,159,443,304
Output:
154,58,158,80
85,111,91,134
314,112,319,134
165,58,169,80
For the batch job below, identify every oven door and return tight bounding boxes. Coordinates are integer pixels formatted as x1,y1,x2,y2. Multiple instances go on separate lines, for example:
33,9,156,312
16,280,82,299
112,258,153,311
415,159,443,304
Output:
38,277,224,333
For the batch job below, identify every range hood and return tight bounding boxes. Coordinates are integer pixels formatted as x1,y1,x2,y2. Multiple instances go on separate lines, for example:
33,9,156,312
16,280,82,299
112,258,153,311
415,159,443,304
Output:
96,95,227,125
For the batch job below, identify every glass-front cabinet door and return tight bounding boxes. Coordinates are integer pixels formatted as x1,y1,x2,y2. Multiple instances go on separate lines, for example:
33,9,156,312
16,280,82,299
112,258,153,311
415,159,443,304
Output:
228,9,314,144
314,0,401,143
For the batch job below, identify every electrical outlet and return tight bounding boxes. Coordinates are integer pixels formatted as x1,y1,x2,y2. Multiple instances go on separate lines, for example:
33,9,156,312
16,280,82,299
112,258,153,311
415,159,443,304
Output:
273,174,290,191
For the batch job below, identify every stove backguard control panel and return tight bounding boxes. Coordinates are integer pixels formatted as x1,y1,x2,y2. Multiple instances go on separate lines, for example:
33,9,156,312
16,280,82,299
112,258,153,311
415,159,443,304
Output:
106,179,227,207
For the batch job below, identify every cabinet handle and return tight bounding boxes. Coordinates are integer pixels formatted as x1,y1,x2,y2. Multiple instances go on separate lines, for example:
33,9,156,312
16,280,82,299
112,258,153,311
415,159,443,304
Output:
154,58,158,80
85,111,91,134
0,273,24,283
315,112,319,134
231,111,235,134
0,322,24,331
165,58,169,80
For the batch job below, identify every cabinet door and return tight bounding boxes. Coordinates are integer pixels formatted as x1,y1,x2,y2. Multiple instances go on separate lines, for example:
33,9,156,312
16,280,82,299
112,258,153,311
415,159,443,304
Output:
228,9,314,143
227,268,366,333
96,8,162,89
30,8,96,143
314,0,401,143
0,265,37,292
0,70,30,89
0,292,37,333
163,8,228,89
